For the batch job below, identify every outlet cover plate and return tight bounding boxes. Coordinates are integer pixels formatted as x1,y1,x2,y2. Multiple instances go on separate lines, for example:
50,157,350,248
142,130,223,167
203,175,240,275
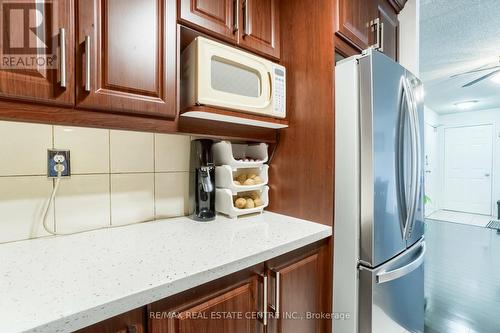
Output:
47,149,71,178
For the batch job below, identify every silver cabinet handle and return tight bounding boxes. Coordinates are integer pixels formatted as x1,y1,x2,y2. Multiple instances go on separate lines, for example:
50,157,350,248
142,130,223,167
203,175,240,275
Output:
258,274,268,326
233,0,239,33
85,35,91,92
243,0,249,36
379,21,384,52
59,28,66,88
370,18,380,50
377,242,425,284
269,269,280,318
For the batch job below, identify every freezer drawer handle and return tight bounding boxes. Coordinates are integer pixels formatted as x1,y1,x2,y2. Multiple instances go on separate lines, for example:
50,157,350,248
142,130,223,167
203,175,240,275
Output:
376,242,425,284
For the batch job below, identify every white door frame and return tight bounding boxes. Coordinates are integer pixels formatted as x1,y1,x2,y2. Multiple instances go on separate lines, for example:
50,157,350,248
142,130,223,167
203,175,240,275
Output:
440,122,494,215
424,122,438,216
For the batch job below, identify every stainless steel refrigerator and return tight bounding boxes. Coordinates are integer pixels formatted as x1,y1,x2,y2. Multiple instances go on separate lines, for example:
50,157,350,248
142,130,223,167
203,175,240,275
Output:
333,49,425,333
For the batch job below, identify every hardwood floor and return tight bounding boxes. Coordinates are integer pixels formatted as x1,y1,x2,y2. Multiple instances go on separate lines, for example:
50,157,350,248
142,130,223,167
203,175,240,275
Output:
425,220,500,333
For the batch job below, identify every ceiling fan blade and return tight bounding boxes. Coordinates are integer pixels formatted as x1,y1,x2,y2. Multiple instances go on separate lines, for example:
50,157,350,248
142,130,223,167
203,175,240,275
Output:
462,69,500,87
450,65,500,78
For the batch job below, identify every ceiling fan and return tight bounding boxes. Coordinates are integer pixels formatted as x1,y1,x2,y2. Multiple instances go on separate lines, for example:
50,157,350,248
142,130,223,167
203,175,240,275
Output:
449,56,500,87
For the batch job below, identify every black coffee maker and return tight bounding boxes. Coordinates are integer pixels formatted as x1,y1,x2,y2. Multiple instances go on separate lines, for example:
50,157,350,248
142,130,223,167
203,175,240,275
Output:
189,139,216,221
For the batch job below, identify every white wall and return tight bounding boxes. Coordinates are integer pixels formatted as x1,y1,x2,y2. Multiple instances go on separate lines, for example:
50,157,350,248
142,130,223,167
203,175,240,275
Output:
424,106,439,127
437,109,500,216
424,106,440,215
398,0,420,76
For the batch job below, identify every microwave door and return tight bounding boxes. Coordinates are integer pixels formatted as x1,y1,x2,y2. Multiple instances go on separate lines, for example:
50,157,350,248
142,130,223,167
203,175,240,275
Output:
197,41,272,113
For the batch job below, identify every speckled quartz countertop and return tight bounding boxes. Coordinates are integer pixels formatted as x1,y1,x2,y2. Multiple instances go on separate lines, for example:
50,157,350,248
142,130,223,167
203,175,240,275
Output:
0,211,332,333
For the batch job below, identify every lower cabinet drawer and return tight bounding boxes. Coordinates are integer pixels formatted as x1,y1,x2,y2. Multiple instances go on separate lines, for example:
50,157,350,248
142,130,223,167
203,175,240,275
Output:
74,307,146,333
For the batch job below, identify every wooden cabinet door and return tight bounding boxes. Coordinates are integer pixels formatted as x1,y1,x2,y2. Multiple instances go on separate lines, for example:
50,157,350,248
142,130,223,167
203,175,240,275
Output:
335,0,375,50
267,253,320,333
151,278,262,333
239,0,280,59
0,0,74,106
376,0,399,61
179,0,238,43
76,0,176,118
74,307,146,333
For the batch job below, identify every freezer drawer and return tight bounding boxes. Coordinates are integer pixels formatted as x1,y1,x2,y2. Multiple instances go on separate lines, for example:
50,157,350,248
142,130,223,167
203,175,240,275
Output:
359,239,425,333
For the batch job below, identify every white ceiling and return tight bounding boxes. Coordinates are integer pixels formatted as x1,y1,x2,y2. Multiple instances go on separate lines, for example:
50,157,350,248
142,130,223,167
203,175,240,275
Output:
420,0,500,114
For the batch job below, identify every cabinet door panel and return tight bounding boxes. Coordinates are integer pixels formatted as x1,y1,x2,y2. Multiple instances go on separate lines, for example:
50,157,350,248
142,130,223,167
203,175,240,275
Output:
239,0,280,59
377,0,398,61
0,0,74,105
151,278,261,333
179,0,237,42
74,307,146,333
178,281,258,333
336,0,374,50
269,254,320,333
76,0,176,118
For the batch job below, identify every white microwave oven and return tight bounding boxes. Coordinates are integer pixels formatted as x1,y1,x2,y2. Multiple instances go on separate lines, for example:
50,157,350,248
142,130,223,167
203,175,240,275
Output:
181,37,286,119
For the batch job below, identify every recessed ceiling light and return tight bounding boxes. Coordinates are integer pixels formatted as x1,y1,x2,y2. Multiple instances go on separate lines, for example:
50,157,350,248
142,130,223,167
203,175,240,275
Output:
491,71,500,84
454,100,478,110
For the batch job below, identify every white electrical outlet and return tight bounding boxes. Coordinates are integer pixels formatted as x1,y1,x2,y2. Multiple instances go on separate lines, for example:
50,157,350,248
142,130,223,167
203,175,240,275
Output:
47,149,71,178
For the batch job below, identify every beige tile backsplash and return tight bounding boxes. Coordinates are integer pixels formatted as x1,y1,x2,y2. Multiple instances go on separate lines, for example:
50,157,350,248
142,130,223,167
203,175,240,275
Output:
0,120,191,243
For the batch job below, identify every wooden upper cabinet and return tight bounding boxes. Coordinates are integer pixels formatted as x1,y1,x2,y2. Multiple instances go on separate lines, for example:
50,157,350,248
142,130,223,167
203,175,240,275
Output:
179,0,238,42
150,278,262,333
178,0,280,59
76,0,176,118
376,0,399,61
336,0,399,61
335,0,374,50
268,253,320,333
0,0,74,106
239,0,280,59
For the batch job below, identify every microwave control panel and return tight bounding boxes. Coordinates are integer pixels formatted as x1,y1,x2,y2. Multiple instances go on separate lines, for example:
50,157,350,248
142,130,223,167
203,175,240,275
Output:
272,65,286,118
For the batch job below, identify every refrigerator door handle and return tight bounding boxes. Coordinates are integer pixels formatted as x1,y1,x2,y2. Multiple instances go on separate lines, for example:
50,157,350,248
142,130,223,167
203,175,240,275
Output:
376,242,426,284
396,78,414,239
404,78,422,240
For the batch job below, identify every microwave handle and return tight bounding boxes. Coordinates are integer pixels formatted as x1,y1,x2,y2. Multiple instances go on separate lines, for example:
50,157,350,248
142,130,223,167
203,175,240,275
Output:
268,71,273,102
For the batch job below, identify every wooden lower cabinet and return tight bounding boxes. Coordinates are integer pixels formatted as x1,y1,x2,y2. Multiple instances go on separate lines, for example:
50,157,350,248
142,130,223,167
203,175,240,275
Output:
151,277,262,333
267,253,321,333
74,241,329,333
74,307,146,333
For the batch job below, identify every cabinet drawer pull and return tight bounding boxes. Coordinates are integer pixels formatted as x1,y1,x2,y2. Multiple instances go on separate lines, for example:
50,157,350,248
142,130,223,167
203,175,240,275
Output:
370,18,381,51
59,28,66,88
233,0,239,33
243,0,249,36
258,274,268,326
379,21,384,52
84,35,91,92
127,325,138,333
269,269,280,317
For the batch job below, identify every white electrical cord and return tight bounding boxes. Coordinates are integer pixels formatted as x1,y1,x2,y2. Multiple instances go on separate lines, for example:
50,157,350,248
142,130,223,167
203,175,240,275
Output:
41,162,173,236
41,163,63,235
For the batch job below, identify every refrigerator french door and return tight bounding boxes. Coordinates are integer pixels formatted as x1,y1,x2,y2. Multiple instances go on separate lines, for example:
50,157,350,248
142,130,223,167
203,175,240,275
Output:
333,49,425,333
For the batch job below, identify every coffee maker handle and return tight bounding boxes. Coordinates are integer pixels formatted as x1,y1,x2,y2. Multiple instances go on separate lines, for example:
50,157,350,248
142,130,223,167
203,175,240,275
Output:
200,167,214,193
